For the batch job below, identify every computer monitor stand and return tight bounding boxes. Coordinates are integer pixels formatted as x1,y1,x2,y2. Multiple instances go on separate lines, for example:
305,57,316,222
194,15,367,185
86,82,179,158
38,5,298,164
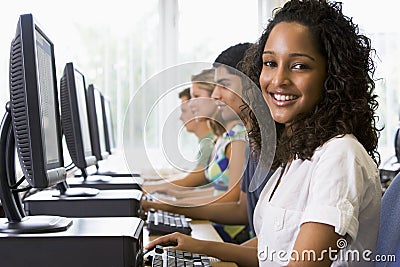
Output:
68,166,143,191
55,181,100,197
95,163,141,177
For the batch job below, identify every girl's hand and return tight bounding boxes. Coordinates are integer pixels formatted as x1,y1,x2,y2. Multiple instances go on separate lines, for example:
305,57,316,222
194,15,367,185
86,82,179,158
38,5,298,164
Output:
144,232,204,254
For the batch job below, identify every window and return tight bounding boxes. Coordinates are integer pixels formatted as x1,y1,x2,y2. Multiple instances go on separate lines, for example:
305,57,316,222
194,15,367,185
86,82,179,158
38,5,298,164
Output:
125,0,261,172
1,0,159,166
341,0,400,164
178,0,259,63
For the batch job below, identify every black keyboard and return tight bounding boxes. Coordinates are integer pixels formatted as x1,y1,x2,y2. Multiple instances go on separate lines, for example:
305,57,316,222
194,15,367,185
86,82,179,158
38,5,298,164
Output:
149,246,212,267
147,209,192,235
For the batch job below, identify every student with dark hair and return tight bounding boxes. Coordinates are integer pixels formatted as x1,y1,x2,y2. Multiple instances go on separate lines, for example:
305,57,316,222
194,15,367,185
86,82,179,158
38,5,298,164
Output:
145,1,382,266
178,87,190,99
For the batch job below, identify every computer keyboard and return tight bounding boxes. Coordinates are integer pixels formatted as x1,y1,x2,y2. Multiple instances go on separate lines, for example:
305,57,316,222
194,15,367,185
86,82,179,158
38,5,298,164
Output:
147,245,212,267
147,209,192,235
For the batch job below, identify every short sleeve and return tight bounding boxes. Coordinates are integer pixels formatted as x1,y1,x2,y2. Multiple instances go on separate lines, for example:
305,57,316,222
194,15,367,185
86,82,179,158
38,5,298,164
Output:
300,141,369,241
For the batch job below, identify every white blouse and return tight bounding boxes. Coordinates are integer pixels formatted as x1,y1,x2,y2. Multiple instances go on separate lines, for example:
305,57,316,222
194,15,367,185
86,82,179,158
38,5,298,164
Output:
253,134,382,267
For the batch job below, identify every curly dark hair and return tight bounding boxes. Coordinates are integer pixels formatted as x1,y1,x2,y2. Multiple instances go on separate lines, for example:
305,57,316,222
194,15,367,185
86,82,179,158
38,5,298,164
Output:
240,0,381,169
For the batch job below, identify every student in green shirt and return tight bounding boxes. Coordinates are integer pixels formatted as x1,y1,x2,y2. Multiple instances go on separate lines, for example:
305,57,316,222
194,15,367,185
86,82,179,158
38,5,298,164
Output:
143,70,218,197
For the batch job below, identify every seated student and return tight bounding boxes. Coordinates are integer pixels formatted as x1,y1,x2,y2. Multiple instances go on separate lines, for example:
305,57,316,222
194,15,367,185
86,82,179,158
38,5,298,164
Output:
144,43,251,208
145,1,382,266
143,43,275,243
178,88,216,168
143,84,216,196
144,43,254,242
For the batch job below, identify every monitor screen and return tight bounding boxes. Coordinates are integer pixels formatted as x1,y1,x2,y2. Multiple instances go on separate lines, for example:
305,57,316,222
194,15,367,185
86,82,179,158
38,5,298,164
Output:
74,69,93,157
94,89,108,155
102,96,116,153
9,14,66,188
35,30,60,166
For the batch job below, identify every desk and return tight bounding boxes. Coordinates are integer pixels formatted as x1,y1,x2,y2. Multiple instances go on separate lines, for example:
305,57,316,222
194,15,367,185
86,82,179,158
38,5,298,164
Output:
144,220,238,267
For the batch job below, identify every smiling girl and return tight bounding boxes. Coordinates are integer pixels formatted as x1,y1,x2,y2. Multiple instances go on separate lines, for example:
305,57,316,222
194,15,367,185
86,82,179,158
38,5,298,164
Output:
145,1,382,266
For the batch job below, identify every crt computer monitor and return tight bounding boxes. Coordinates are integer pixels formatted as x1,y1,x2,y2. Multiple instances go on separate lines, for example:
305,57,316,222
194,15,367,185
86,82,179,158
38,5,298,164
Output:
0,13,72,233
87,84,110,162
102,96,116,154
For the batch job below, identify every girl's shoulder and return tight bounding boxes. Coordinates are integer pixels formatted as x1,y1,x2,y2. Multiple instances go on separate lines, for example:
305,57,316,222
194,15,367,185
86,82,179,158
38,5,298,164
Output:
315,134,375,167
320,134,362,152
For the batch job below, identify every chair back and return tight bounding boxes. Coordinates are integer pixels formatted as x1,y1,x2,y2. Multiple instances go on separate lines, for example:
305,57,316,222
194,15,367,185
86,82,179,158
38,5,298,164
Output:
376,172,400,266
